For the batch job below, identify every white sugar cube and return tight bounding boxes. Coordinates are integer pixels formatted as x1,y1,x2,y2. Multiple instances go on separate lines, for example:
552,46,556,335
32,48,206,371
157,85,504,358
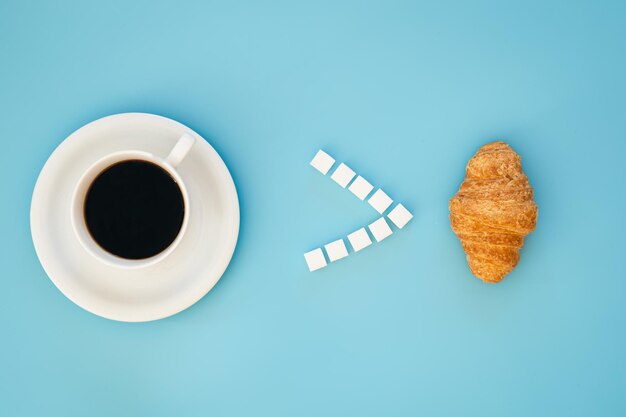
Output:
324,239,349,262
330,163,356,188
348,175,374,200
387,203,413,229
310,150,335,175
304,248,327,272
347,227,372,252
368,217,393,242
368,189,393,214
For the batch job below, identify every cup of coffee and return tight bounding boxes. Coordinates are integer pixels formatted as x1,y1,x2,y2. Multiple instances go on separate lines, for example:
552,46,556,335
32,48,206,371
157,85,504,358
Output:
71,133,195,268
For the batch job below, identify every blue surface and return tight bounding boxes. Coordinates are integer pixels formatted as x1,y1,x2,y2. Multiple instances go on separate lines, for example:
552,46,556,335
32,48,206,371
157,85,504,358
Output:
1,1,625,416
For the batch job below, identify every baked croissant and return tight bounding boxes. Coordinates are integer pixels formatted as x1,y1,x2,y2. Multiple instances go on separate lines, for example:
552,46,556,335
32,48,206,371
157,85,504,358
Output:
449,141,538,283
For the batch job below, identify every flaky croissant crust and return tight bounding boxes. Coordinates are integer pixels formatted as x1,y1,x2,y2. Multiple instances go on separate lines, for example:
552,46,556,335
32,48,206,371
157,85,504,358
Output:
449,141,538,283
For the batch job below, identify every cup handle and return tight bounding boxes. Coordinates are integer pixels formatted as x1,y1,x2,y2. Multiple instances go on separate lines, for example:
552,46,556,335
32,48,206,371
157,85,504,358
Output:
165,133,195,167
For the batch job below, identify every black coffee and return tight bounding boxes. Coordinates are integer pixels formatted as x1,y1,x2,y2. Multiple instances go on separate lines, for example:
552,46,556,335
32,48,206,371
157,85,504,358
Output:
84,160,185,260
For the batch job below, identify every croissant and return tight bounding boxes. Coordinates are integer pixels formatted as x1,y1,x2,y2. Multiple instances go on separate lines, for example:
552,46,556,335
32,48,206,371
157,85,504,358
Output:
449,141,538,283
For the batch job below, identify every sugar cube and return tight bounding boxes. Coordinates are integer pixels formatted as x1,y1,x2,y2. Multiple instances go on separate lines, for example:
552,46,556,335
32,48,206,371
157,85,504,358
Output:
368,189,393,214
324,239,349,262
368,217,393,242
330,163,356,188
348,176,374,200
310,149,335,175
304,248,327,272
347,227,372,252
387,203,413,229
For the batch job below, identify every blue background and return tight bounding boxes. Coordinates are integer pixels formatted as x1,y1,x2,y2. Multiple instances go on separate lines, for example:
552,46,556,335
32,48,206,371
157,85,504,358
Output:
1,0,625,416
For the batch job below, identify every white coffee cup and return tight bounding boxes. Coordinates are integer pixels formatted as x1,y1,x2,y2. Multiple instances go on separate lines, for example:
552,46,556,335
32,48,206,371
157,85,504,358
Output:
71,133,195,269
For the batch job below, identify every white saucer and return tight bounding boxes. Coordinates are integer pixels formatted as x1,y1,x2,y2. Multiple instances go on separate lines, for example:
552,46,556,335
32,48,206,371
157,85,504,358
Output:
30,113,240,322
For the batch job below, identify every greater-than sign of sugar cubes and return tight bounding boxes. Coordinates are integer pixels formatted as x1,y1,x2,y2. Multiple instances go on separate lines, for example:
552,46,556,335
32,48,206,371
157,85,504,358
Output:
330,163,356,188
310,149,335,175
348,175,374,200
324,239,349,262
387,203,413,229
368,217,393,242
304,248,327,272
368,189,393,214
347,227,372,252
